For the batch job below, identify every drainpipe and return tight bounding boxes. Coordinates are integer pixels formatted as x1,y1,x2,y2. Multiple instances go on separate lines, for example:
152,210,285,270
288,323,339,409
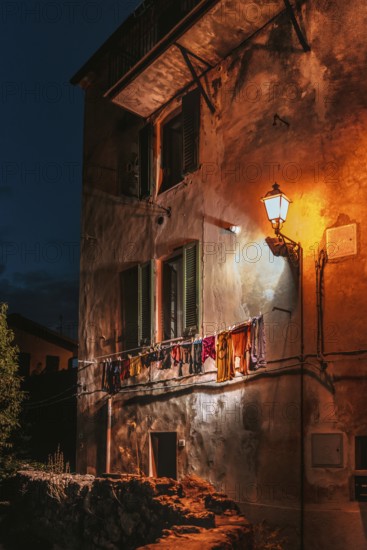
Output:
106,397,112,474
299,246,305,550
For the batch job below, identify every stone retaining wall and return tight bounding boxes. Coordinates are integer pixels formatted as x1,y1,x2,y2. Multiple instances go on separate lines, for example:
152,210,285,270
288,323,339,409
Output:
6,471,252,549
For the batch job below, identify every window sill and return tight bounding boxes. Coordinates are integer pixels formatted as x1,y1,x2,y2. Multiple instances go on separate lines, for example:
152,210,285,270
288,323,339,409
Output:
158,178,188,196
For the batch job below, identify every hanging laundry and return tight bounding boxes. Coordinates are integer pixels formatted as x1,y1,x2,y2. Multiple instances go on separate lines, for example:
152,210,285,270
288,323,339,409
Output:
231,325,250,374
149,351,157,362
249,315,266,371
111,360,122,393
181,342,196,374
120,358,131,381
193,341,203,374
106,359,114,392
141,354,150,369
178,342,194,376
171,345,181,366
202,336,216,363
101,359,122,394
170,344,183,376
159,347,172,370
143,349,159,367
129,356,142,377
101,361,109,392
216,331,235,383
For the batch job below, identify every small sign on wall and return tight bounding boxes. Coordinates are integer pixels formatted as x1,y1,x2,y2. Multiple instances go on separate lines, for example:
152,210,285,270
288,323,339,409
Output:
326,223,357,260
311,433,343,468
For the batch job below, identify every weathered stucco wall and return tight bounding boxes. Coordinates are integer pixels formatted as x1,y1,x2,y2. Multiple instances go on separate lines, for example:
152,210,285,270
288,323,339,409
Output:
76,1,367,548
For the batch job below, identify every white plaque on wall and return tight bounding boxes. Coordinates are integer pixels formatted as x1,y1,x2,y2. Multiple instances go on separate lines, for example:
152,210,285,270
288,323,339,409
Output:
326,223,357,259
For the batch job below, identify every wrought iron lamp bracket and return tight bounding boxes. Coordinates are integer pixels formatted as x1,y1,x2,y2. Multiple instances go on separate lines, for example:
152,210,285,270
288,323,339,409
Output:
265,230,301,270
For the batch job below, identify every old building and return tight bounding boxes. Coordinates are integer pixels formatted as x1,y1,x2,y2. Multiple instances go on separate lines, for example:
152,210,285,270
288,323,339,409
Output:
8,313,78,375
72,1,367,548
8,313,78,468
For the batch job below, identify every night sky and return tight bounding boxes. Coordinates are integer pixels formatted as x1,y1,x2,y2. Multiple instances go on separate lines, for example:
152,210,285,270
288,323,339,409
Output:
0,1,142,339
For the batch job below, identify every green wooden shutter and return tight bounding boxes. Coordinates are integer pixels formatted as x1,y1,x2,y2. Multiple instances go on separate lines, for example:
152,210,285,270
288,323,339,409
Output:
121,266,139,350
139,122,154,199
162,261,173,341
182,88,200,174
183,242,200,335
138,262,153,345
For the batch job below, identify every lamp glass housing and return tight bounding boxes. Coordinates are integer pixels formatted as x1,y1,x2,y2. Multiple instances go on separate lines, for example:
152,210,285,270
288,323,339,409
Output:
261,184,291,231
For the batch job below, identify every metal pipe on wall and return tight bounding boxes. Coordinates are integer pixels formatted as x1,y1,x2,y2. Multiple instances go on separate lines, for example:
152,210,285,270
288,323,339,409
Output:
106,397,112,473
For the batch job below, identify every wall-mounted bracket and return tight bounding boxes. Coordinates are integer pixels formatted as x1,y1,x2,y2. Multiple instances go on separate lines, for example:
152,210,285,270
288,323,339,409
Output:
283,0,311,52
175,43,216,114
266,232,301,274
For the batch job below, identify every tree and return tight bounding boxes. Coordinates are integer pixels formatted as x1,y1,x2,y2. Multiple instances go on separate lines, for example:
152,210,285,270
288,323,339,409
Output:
0,303,24,455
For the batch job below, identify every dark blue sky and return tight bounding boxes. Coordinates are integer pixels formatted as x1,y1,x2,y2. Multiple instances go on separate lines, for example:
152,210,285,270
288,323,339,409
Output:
0,0,142,338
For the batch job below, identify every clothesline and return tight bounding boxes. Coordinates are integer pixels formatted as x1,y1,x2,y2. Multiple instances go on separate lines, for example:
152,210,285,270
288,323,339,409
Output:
101,315,267,394
92,311,273,364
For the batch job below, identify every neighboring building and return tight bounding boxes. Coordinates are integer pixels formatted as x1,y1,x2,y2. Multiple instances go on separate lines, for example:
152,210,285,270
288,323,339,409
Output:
71,1,367,548
8,313,78,376
8,313,78,469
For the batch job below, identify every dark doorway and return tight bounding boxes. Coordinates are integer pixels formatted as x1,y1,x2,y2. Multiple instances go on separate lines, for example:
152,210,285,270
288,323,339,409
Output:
150,432,177,479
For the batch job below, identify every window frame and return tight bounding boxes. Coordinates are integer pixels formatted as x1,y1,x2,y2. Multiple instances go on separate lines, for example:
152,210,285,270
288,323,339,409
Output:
160,241,201,340
158,88,201,195
120,261,155,350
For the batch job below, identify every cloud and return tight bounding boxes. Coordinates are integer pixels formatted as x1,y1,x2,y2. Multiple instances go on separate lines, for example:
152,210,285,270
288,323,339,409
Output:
0,270,79,338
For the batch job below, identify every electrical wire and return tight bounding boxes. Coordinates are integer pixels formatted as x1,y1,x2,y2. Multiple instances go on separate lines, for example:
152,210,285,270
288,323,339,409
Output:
26,353,363,410
80,313,271,366
24,392,78,410
23,383,78,406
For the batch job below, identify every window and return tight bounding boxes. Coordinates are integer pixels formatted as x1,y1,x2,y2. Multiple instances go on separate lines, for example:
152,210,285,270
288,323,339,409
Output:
356,436,367,470
161,113,183,192
120,262,154,350
160,88,200,193
162,242,200,339
162,253,183,340
119,123,153,199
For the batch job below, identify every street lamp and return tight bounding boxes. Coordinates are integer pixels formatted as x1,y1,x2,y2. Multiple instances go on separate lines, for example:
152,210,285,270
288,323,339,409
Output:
261,182,305,549
261,182,300,270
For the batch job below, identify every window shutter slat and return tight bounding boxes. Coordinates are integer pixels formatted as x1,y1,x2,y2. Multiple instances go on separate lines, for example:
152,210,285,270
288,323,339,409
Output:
139,263,152,345
182,88,200,174
139,122,154,199
121,266,139,350
162,261,173,341
184,242,199,334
